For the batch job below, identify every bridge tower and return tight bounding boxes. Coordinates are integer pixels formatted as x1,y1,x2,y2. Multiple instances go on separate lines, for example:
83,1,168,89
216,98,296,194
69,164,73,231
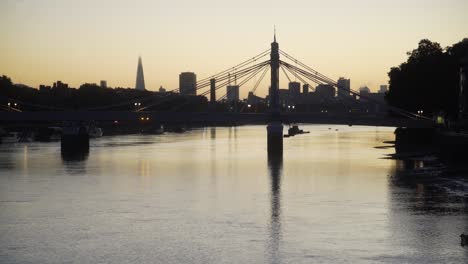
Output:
267,30,283,154
210,78,216,104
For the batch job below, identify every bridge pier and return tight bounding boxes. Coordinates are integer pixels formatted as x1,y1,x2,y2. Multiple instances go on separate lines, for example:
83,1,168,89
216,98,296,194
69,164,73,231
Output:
267,121,283,154
61,122,90,160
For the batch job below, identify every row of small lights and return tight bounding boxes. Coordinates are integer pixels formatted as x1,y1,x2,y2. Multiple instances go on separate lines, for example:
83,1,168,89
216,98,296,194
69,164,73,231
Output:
7,102,18,107
417,110,424,115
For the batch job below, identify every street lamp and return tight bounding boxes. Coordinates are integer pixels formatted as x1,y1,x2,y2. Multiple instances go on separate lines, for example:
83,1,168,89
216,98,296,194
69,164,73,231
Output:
134,102,141,111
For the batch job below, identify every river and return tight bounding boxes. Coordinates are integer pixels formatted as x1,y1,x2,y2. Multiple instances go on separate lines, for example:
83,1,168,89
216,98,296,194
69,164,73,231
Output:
0,125,467,263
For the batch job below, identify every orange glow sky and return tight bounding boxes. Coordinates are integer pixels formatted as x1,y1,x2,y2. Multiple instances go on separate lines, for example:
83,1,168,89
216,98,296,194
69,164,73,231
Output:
1,0,467,98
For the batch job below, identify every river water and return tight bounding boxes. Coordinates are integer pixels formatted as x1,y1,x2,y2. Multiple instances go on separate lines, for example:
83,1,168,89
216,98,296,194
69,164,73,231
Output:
0,125,467,263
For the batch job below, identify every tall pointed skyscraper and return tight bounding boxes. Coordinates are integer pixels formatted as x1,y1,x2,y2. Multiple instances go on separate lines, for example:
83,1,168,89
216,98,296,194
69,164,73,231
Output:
135,56,146,91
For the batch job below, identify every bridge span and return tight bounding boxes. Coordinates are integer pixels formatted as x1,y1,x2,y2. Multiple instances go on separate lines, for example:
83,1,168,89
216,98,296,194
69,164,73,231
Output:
0,111,433,128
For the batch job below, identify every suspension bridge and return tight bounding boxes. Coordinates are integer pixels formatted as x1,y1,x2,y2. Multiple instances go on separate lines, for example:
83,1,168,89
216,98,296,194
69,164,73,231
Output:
0,35,432,129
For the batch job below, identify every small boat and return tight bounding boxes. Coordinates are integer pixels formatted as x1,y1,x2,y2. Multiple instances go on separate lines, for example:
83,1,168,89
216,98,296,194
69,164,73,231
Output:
284,124,309,137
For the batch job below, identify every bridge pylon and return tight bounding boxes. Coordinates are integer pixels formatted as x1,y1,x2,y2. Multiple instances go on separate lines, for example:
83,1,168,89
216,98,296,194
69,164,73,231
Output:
267,32,283,155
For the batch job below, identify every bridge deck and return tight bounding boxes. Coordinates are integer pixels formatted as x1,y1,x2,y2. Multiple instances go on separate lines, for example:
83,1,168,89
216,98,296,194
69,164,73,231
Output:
0,111,433,128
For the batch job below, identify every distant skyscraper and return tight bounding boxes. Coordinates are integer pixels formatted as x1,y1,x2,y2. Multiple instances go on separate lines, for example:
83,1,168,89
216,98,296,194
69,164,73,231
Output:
316,84,336,98
135,56,146,91
302,84,309,94
337,77,350,97
179,72,197,95
288,82,301,97
100,80,107,89
226,85,240,102
53,81,68,89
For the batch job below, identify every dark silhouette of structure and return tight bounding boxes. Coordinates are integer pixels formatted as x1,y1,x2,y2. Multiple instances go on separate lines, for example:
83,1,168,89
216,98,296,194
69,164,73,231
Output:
1,36,442,130
267,31,283,155
135,56,146,91
337,77,350,98
179,72,197,95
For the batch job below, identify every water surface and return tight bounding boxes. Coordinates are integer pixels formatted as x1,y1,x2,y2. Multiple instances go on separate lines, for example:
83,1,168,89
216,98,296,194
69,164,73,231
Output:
1,125,467,263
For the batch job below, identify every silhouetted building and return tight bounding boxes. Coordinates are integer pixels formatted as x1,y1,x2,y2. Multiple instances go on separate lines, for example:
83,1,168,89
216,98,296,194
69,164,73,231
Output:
379,85,388,94
359,86,371,96
288,82,300,102
53,81,68,89
278,89,290,107
226,85,239,102
302,84,309,94
159,86,166,93
247,91,265,105
135,56,146,91
337,77,350,97
100,80,107,89
315,84,335,98
39,85,51,92
179,72,197,95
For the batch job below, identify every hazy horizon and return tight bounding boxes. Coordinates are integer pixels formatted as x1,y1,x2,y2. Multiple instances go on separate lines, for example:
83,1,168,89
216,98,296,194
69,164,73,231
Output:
1,0,467,97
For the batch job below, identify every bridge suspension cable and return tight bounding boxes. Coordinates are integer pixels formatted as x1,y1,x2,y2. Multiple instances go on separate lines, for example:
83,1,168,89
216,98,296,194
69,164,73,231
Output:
85,51,270,111
135,61,270,111
281,60,420,119
199,61,269,97
238,66,270,113
195,49,270,87
216,63,270,101
279,55,431,120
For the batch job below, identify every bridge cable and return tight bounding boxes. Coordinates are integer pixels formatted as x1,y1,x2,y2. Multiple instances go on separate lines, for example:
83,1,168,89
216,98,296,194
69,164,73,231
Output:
280,60,430,120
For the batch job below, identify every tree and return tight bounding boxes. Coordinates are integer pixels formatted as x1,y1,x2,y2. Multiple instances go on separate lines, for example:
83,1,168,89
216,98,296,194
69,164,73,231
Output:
386,39,467,116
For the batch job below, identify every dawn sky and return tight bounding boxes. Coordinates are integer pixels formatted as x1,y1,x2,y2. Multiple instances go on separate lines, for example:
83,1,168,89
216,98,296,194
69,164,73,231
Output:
1,0,467,98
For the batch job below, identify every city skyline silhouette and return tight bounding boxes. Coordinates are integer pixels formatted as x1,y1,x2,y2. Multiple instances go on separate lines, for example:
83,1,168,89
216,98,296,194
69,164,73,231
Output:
1,0,467,97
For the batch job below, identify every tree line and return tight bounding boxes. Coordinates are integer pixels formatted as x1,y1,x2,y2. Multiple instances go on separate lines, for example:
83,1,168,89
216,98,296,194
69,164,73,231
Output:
386,38,468,117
